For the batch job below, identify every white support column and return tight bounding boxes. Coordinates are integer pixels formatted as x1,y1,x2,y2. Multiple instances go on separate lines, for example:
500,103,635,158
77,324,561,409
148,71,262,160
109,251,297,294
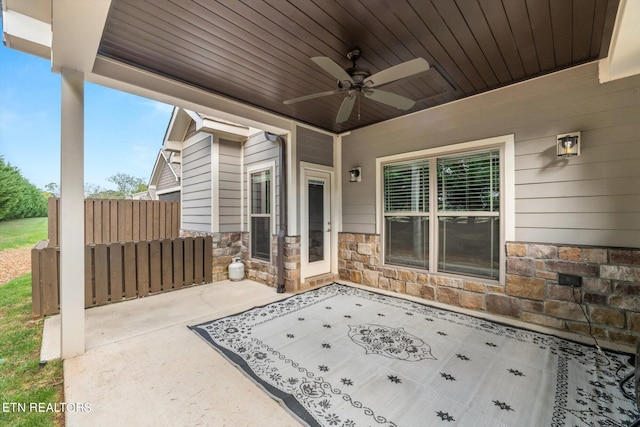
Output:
286,128,297,235
60,68,85,358
211,135,220,232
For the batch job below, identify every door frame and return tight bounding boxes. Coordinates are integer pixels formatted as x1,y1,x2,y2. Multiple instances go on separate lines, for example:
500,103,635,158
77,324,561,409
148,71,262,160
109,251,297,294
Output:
300,162,337,282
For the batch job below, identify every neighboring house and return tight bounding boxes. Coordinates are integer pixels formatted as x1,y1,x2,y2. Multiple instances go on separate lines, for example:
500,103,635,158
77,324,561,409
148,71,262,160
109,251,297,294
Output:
4,1,638,356
151,149,181,201
133,149,181,201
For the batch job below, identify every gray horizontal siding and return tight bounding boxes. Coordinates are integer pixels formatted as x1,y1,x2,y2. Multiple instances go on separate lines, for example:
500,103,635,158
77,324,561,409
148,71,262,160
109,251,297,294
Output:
181,221,210,233
181,180,210,192
297,126,333,166
515,196,640,213
218,138,242,232
296,127,334,237
182,152,210,169
180,206,211,216
156,161,178,191
342,62,640,248
183,197,211,207
219,188,241,198
181,168,210,180
182,135,211,232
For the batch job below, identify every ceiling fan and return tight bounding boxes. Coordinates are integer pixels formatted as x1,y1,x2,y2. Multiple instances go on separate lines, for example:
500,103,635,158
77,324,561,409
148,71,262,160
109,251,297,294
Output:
283,49,430,123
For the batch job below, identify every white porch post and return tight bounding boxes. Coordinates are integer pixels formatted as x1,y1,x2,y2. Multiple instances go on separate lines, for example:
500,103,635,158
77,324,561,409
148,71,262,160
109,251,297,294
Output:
59,68,85,358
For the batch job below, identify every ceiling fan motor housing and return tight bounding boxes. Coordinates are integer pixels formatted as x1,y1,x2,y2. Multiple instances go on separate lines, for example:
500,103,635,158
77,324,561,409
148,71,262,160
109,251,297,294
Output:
347,68,371,84
343,49,370,87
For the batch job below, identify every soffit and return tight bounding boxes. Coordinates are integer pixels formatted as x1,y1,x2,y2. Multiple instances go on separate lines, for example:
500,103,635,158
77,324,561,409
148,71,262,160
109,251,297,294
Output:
98,0,619,133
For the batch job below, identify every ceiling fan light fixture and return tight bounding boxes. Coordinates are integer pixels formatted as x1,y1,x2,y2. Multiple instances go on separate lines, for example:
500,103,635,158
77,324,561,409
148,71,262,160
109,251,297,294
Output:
283,49,429,123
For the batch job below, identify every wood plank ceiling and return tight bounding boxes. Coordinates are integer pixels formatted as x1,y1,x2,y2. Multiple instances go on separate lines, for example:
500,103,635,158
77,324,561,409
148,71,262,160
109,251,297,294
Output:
98,0,619,133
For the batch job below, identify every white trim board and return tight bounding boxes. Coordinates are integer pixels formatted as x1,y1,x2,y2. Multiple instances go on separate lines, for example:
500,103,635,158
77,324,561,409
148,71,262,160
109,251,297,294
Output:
299,162,338,282
247,161,277,262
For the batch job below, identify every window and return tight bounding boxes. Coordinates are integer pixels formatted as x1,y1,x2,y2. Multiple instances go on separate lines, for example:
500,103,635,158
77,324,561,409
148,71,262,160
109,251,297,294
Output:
437,151,500,279
250,168,271,261
383,160,429,269
382,146,503,280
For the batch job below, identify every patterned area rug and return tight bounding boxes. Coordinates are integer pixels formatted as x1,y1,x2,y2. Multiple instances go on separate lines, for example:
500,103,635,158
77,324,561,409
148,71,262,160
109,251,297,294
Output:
190,283,638,426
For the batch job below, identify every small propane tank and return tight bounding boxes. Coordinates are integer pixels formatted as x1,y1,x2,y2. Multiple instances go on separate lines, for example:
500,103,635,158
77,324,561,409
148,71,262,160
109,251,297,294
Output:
228,257,244,281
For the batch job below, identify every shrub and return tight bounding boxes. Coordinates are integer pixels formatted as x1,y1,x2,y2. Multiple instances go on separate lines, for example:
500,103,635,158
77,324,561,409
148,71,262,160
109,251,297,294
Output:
0,156,48,221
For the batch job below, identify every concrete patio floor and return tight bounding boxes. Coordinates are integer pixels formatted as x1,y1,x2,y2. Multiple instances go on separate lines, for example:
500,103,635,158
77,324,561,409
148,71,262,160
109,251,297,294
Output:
41,278,634,427
41,279,301,427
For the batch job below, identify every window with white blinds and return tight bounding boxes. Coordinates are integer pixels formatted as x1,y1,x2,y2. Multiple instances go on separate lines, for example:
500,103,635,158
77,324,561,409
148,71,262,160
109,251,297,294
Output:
250,168,272,261
384,160,429,213
382,148,501,279
437,150,500,213
437,150,500,279
383,160,430,269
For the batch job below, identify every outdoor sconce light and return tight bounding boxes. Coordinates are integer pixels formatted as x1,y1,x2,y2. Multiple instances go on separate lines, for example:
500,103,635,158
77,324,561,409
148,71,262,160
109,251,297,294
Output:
557,132,581,157
349,167,362,182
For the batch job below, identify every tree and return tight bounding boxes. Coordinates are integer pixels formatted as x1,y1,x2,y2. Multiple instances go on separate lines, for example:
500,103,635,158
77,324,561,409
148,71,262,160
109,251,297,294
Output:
84,183,121,199
106,173,147,198
0,156,48,220
44,182,59,198
83,173,147,199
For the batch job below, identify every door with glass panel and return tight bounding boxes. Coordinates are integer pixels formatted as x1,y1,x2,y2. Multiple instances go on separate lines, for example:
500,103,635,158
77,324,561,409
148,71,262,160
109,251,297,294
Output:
304,170,331,277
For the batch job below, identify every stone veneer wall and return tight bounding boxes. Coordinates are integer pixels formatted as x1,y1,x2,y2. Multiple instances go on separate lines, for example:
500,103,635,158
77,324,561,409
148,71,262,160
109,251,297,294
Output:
183,231,303,291
181,230,242,282
506,242,639,345
241,234,303,291
338,233,640,346
283,236,301,292
241,233,277,287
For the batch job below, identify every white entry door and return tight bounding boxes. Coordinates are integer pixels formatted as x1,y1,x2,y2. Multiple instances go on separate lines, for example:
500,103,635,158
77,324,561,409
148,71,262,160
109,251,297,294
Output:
303,169,331,278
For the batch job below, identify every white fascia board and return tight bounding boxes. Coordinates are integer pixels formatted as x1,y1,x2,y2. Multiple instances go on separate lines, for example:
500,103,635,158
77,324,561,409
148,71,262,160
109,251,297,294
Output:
149,151,165,186
176,109,249,143
184,109,204,130
599,0,640,82
51,0,111,73
201,118,251,140
166,158,180,181
90,56,293,135
152,151,180,183
163,140,183,152
2,9,52,60
156,186,181,195
164,108,194,145
161,107,180,147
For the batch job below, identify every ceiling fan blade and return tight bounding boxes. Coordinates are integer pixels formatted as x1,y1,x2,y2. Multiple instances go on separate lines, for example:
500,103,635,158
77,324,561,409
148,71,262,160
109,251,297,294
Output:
311,57,354,83
336,94,356,123
365,89,415,110
283,89,341,105
366,58,430,87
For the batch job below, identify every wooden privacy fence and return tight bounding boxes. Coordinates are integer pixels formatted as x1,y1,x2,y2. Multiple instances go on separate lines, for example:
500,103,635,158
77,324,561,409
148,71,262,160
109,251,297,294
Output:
31,236,212,317
47,198,180,246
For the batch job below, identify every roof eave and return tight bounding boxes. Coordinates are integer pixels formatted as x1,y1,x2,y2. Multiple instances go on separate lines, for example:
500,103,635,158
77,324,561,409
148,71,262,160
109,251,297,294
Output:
2,8,51,60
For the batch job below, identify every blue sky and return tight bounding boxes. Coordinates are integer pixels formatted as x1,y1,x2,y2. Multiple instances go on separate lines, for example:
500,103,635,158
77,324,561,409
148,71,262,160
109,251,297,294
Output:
0,22,173,191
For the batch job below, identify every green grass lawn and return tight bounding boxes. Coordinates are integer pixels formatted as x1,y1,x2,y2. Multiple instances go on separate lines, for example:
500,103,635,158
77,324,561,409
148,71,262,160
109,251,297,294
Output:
0,217,48,251
0,217,64,426
0,274,64,427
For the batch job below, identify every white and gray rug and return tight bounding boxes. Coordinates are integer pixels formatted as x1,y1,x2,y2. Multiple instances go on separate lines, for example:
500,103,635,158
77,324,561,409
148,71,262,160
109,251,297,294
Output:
190,283,638,426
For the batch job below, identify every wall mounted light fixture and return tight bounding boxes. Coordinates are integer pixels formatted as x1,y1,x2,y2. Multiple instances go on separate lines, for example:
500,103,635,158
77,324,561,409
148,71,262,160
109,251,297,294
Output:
557,132,581,157
349,167,362,182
